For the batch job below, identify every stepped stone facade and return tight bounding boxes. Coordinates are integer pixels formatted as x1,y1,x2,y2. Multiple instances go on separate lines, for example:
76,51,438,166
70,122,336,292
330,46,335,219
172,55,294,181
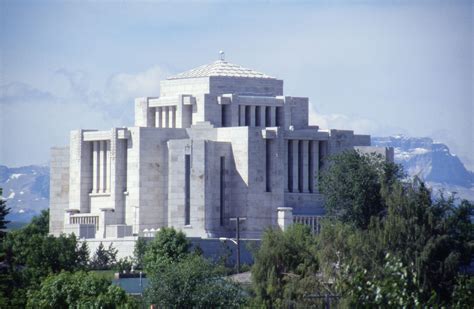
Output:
49,58,392,243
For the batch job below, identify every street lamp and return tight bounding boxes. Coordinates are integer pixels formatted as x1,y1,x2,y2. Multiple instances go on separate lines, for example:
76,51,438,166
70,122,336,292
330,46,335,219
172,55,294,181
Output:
220,216,246,273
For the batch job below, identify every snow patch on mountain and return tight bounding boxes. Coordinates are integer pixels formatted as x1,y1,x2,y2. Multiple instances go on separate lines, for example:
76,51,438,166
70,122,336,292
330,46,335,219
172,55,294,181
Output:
0,165,50,222
373,136,474,201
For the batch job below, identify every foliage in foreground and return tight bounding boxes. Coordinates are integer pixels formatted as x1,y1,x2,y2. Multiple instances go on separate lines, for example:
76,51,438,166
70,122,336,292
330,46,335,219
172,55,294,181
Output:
0,209,89,307
317,151,473,307
27,271,135,309
143,227,247,308
250,150,473,307
319,150,403,229
0,188,11,239
251,224,323,307
146,254,246,308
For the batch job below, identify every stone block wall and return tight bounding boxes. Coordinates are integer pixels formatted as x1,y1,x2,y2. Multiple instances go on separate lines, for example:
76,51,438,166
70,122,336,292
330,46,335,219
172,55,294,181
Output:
49,147,70,236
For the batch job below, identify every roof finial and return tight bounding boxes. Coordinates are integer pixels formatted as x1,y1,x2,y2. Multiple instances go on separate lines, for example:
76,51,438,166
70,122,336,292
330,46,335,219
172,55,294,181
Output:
219,50,225,61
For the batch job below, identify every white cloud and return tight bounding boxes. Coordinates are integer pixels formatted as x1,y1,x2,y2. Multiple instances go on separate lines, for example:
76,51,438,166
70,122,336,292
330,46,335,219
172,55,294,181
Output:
1,65,171,166
308,106,380,134
105,66,170,104
0,82,55,104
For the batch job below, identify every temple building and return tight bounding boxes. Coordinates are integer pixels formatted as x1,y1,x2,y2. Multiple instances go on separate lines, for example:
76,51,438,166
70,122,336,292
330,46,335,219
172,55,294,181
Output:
49,55,392,246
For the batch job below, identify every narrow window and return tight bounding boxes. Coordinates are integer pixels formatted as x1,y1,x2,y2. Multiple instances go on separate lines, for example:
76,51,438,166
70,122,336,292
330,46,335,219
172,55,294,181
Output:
245,105,251,126
298,141,303,193
319,141,326,170
265,106,271,127
238,105,242,126
255,106,261,126
287,140,293,191
185,154,191,225
221,104,230,127
266,140,271,192
308,141,313,193
275,107,281,127
220,156,225,226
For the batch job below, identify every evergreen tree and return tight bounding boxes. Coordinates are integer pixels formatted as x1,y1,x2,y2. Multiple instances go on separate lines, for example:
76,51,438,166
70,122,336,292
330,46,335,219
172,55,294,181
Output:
91,242,118,270
133,237,147,269
0,188,10,239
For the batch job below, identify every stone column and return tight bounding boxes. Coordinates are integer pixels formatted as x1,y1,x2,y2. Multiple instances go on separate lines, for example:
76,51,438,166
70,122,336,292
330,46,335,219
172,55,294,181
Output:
250,105,256,127
106,141,111,193
171,106,176,128
93,141,99,193
164,107,170,128
98,141,105,192
291,140,299,193
302,140,309,193
270,106,276,126
310,141,319,193
239,105,246,126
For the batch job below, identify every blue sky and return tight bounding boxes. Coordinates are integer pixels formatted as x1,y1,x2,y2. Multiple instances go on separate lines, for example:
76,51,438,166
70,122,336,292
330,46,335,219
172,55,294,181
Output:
0,0,472,169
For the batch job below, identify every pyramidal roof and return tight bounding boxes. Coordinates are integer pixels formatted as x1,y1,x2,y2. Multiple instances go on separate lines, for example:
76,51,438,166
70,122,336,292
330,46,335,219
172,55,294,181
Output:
167,60,276,80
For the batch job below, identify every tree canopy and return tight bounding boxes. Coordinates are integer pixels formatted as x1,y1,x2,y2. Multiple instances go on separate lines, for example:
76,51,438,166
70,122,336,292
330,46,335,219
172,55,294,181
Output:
143,227,247,307
143,227,190,270
0,188,10,239
0,210,89,307
319,150,403,229
27,271,134,309
251,224,321,307
317,150,473,307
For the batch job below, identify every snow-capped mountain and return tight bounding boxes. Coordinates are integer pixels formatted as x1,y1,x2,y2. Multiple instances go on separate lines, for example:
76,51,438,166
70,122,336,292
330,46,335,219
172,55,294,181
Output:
372,136,474,201
0,165,50,222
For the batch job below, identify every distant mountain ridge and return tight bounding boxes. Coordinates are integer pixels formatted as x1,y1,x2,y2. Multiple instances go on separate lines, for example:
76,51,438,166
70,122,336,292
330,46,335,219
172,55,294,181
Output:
1,136,473,223
372,136,474,201
0,165,49,222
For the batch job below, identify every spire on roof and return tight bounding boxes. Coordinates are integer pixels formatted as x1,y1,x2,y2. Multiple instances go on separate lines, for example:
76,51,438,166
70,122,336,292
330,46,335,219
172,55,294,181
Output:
219,50,225,61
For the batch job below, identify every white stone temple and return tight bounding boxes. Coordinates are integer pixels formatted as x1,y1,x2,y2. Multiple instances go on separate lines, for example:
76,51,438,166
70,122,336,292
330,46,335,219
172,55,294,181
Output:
49,56,392,245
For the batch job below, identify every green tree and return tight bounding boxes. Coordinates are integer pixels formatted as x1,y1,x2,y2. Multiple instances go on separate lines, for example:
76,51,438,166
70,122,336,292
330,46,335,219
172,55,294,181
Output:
319,150,402,229
0,188,11,307
27,271,135,308
1,212,89,307
251,224,320,307
318,179,473,306
91,242,118,270
133,237,147,269
451,275,474,309
0,188,10,239
27,209,49,236
143,227,190,270
145,254,246,308
381,181,473,303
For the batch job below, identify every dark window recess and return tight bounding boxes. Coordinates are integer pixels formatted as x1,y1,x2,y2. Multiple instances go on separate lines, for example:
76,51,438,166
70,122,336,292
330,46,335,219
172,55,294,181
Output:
275,107,281,126
221,104,230,127
255,106,261,126
266,140,271,192
220,157,225,226
185,155,191,225
298,141,303,193
245,106,251,126
288,140,293,191
265,106,271,127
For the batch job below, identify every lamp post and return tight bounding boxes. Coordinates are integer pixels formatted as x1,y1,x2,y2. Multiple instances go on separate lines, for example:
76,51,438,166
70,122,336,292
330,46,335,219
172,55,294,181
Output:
220,216,246,273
